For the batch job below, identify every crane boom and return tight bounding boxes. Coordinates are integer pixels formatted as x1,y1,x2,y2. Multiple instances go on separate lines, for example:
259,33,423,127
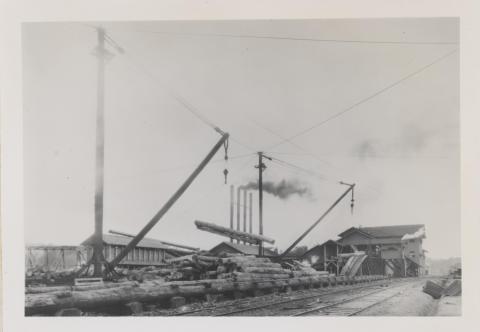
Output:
280,183,355,258
108,132,229,269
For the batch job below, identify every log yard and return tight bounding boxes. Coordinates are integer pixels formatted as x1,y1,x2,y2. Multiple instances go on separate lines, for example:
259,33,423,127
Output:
22,19,461,317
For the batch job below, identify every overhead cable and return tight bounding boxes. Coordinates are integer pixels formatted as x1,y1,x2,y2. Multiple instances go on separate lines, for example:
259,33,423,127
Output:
136,29,458,46
266,48,458,150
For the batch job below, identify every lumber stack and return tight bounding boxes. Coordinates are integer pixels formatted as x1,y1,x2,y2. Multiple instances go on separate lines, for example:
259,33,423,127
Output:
443,279,461,296
422,280,445,299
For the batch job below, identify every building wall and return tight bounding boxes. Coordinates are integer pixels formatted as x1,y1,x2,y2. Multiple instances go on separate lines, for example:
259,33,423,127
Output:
379,243,403,260
339,232,404,246
302,243,340,273
209,243,239,257
26,247,85,271
86,244,169,267
401,238,426,275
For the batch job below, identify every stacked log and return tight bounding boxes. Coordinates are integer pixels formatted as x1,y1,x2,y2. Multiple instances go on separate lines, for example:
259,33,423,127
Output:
215,255,327,281
26,268,79,285
113,254,219,282
25,274,333,315
25,254,352,315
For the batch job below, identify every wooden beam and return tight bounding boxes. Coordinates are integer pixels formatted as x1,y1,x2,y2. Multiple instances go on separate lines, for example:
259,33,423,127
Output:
194,220,275,245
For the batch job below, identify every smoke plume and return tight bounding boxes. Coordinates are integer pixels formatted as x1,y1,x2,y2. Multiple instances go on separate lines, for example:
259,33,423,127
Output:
351,124,434,159
241,179,312,200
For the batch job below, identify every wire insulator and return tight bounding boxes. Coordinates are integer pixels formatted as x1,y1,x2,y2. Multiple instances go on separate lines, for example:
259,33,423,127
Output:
223,138,229,184
223,138,229,161
350,187,355,215
223,168,229,184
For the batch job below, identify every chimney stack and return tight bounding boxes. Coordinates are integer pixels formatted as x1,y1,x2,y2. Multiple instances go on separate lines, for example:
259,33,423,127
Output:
236,186,241,243
230,185,234,243
249,192,253,235
243,189,247,244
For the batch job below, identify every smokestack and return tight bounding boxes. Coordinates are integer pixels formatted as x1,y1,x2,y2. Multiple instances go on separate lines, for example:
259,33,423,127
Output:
230,185,234,243
249,192,253,235
243,189,247,244
236,186,241,244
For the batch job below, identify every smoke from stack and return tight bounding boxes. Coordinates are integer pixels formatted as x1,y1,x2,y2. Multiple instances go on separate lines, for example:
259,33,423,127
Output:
241,179,312,200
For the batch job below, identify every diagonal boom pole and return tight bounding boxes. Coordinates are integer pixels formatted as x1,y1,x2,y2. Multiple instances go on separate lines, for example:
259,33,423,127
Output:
108,132,229,269
280,183,355,258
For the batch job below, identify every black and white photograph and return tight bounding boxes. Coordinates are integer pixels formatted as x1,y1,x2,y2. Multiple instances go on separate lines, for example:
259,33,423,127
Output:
18,17,463,317
20,17,462,317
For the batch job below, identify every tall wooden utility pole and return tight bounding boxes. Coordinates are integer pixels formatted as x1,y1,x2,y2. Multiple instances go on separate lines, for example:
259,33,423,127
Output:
92,27,107,276
75,27,123,278
255,152,270,256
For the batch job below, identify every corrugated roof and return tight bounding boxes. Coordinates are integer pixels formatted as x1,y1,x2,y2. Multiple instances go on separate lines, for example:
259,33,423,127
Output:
81,234,173,250
301,240,341,258
338,224,425,239
210,241,276,256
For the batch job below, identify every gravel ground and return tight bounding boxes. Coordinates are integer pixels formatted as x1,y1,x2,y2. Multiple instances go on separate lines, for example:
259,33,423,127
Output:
357,279,438,316
435,296,461,316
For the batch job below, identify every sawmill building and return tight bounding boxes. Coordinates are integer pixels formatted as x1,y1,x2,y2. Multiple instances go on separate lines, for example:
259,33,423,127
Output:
336,224,427,277
81,234,191,267
301,240,342,274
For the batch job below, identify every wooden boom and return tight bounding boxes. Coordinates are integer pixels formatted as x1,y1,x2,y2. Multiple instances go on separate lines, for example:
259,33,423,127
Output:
108,132,229,269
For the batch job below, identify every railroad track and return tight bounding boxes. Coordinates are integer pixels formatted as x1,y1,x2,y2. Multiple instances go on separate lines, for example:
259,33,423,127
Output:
172,278,416,316
291,286,404,316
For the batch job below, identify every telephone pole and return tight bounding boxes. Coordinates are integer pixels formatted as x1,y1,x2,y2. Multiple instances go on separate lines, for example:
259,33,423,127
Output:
255,152,271,256
89,27,123,276
92,27,107,276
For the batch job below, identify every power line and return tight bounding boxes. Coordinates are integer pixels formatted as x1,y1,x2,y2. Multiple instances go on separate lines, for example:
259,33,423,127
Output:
135,29,458,46
120,51,222,133
250,119,332,166
105,152,255,181
171,154,257,217
110,37,258,153
266,48,458,151
268,156,338,184
169,92,219,131
228,136,257,153
269,159,337,186
94,29,222,135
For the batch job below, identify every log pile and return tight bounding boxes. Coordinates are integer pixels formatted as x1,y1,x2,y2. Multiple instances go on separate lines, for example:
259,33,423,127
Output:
25,273,337,315
216,255,328,281
112,254,219,282
25,253,341,315
26,267,78,286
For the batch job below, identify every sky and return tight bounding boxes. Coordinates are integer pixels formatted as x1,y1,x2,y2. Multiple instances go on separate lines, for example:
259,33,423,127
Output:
22,18,459,259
